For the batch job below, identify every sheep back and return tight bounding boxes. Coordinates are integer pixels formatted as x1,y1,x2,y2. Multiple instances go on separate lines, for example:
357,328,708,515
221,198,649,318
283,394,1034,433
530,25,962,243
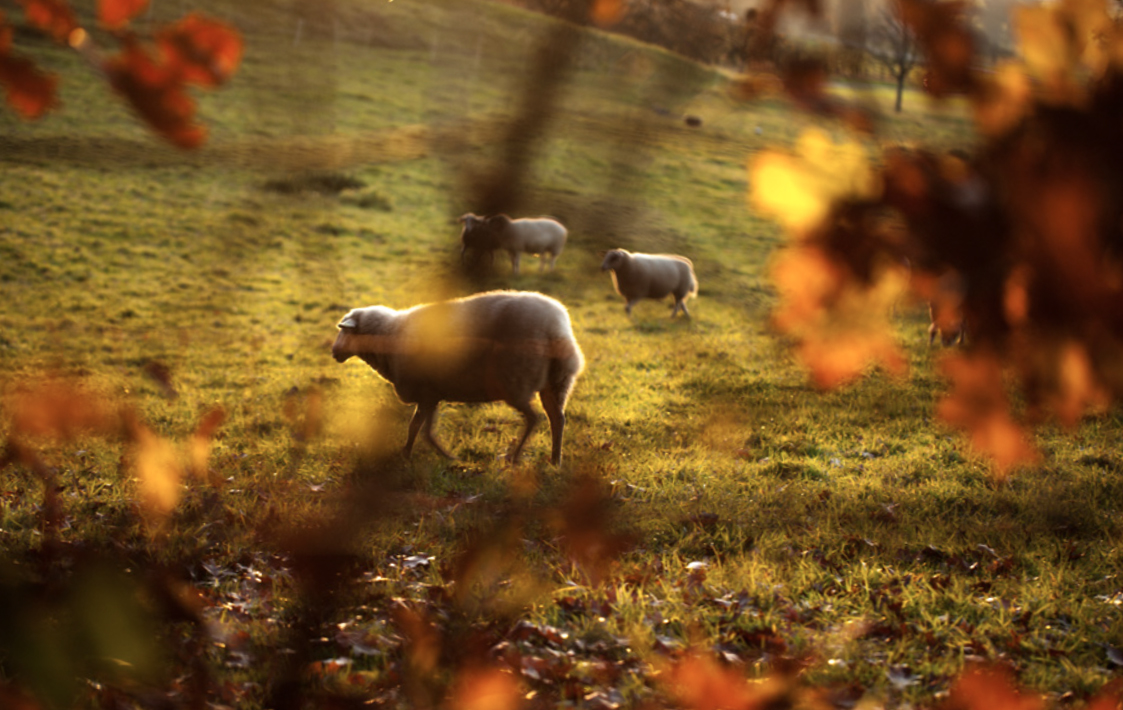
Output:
494,215,568,257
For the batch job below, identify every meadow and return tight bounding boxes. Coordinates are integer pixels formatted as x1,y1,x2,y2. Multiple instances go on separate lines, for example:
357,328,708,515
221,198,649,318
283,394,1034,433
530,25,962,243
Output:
1,0,1122,707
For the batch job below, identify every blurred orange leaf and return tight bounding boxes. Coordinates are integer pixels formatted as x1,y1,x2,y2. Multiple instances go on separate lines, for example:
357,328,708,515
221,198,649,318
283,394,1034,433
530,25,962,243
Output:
591,0,626,27
18,0,78,42
99,0,148,30
0,23,60,119
797,331,907,389
899,0,975,96
104,37,205,148
936,353,1040,477
1042,341,1108,428
449,667,522,710
771,246,909,388
549,474,635,585
1014,5,1069,84
942,664,1042,710
156,13,243,87
1086,679,1123,710
391,602,441,676
133,423,184,522
5,378,120,440
972,61,1031,137
189,406,225,478
750,129,879,235
664,653,785,710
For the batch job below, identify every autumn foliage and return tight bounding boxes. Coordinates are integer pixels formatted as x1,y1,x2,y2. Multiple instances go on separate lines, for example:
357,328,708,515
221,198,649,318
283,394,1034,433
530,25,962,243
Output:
0,0,241,147
7,0,1123,706
750,0,1123,476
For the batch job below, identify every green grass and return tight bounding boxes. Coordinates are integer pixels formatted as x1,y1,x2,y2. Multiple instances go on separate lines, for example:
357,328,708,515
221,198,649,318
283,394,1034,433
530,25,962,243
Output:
2,0,1123,707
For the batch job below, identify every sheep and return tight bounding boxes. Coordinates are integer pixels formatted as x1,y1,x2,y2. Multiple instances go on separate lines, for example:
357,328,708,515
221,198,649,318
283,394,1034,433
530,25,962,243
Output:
928,302,966,346
926,270,968,347
600,249,698,318
332,290,584,466
458,213,568,275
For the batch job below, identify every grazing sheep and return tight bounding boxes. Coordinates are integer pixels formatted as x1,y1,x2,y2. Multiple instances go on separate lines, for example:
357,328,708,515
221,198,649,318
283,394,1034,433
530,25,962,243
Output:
600,249,698,318
926,271,968,347
928,302,966,347
332,290,584,465
458,213,568,275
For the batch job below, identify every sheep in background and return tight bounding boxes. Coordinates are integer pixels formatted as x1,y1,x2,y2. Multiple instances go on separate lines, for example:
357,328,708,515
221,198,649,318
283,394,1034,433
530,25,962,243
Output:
926,270,968,347
458,213,568,275
928,302,966,346
601,249,698,318
332,290,584,466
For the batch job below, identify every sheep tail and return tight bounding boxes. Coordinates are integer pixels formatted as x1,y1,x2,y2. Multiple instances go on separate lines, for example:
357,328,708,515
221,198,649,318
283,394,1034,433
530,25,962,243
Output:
547,337,585,407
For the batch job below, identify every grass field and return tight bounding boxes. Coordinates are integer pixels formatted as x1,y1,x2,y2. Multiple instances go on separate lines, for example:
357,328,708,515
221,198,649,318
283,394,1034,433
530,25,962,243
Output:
2,0,1123,707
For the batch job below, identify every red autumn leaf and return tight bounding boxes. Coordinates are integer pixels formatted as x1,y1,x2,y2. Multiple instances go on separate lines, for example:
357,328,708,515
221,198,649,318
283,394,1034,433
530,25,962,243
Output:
103,37,205,148
18,0,78,42
99,0,149,30
942,664,1042,710
157,13,243,87
0,20,60,118
664,653,786,710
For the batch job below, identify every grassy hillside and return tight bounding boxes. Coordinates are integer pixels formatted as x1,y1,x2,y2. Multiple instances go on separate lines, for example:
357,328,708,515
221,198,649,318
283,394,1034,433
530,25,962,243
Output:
2,0,1122,707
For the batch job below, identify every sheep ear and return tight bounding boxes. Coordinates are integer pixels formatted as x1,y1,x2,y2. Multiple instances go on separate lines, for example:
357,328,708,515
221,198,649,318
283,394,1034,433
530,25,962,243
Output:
338,314,359,330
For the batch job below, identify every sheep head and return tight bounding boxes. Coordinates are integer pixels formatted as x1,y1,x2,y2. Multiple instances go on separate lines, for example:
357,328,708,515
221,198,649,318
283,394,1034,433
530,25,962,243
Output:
458,213,499,258
331,306,398,362
601,249,627,271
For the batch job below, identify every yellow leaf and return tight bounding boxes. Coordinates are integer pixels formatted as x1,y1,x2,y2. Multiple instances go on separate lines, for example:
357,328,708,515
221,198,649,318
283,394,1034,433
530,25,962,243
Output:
134,426,183,521
749,128,879,236
749,151,828,234
1015,5,1069,82
973,61,1031,137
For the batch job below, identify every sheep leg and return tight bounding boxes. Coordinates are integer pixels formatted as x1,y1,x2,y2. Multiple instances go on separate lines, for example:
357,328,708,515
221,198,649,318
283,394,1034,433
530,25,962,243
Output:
539,388,566,466
423,404,456,459
674,298,691,318
625,300,637,316
404,403,435,458
509,251,521,275
508,402,540,464
406,402,455,460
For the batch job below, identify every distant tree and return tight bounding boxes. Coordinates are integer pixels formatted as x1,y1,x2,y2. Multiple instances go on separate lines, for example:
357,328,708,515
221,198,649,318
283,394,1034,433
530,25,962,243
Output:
866,0,921,112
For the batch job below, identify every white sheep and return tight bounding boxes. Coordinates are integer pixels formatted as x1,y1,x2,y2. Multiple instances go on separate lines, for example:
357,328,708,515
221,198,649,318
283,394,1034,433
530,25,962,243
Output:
600,249,698,318
458,213,568,275
332,290,584,465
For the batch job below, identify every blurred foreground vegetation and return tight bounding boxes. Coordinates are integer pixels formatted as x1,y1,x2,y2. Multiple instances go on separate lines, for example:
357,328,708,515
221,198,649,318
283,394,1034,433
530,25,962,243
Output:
1,0,1122,707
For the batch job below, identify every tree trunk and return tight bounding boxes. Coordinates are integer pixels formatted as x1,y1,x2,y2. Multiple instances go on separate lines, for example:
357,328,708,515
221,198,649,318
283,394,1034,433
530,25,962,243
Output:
894,71,905,112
